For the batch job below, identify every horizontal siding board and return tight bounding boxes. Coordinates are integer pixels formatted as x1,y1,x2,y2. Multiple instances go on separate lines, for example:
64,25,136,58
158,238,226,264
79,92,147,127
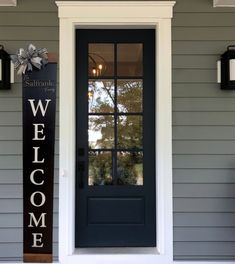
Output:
173,13,235,27
173,98,235,111
0,12,58,26
173,55,217,69
0,243,58,259
173,154,235,169
0,243,22,258
173,69,216,83
0,141,59,155
0,0,57,12
0,155,21,169
0,127,22,140
174,0,233,12
0,199,58,213
173,126,235,140
0,112,59,126
172,83,235,98
0,27,58,41
0,41,58,57
173,40,234,55
174,256,235,261
173,112,235,126
0,112,22,126
174,198,235,212
0,213,58,227
0,184,59,198
0,170,22,183
0,141,22,154
0,169,58,184
174,169,235,183
0,155,59,169
174,227,235,241
0,228,58,243
174,242,235,257
174,183,235,198
0,98,59,112
0,84,22,98
173,27,235,41
173,141,235,154
0,127,59,140
174,212,235,227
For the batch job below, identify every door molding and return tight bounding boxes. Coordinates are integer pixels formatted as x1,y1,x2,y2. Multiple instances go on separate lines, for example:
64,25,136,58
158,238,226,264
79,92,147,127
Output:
56,1,175,263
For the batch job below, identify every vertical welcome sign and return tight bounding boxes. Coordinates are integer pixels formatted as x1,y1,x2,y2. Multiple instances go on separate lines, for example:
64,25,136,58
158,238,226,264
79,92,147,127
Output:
22,63,57,263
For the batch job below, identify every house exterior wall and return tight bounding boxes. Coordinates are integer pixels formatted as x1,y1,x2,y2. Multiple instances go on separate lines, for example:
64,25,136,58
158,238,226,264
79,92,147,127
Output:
173,0,235,260
0,0,235,261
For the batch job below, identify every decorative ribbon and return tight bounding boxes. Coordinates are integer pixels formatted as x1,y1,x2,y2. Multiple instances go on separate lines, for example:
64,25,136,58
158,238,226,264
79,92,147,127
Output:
11,44,48,75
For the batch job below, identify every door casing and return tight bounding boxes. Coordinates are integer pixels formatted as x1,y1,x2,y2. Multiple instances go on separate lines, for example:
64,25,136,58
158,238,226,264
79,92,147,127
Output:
56,1,175,264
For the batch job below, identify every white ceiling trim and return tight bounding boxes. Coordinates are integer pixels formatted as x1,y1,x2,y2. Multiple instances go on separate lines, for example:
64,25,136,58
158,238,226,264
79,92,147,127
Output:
0,0,16,6
214,0,235,7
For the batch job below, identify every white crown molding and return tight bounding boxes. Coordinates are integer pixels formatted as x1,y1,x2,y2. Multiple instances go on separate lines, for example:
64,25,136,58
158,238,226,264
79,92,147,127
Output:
56,1,175,19
214,0,235,7
0,0,16,6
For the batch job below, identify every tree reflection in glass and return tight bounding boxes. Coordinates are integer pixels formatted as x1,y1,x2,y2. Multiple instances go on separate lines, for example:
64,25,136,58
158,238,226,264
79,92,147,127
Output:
117,80,142,113
117,151,143,185
89,116,114,149
88,80,114,113
117,115,142,149
88,72,143,185
89,151,113,185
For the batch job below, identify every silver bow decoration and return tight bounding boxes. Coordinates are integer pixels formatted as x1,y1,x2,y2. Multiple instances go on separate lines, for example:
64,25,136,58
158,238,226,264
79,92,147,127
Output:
11,44,48,75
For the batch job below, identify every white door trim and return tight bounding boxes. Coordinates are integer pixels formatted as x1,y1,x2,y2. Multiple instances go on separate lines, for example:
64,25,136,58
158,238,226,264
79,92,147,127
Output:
56,2,175,264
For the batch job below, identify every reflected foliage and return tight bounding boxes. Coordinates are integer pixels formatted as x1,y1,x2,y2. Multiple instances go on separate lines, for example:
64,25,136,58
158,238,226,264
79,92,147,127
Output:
88,79,143,186
117,80,142,113
117,152,143,185
89,151,113,185
89,80,114,113
117,115,142,149
89,116,114,149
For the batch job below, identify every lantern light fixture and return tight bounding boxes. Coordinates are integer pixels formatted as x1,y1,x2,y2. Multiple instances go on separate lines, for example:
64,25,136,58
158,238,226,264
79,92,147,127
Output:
0,45,14,90
217,45,235,90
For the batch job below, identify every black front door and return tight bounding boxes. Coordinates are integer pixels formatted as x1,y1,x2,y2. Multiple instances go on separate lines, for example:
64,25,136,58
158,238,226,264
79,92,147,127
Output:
75,29,156,247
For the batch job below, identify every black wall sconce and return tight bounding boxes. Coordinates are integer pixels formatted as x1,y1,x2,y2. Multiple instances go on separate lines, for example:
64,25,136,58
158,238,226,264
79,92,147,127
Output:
0,45,14,90
217,45,235,90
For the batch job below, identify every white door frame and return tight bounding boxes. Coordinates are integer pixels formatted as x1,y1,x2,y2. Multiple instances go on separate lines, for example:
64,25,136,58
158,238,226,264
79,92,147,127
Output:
56,2,175,264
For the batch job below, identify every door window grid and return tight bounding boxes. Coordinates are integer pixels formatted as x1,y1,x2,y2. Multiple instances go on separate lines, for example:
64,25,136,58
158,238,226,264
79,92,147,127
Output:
88,43,143,186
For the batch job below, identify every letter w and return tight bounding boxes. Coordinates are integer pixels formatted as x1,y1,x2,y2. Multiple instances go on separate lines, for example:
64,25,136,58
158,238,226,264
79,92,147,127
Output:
28,99,51,117
28,212,47,227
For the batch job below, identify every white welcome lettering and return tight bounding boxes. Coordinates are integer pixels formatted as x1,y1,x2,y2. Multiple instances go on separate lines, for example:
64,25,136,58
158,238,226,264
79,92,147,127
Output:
30,191,46,207
32,147,45,163
28,212,47,228
33,124,45,140
32,233,43,247
30,169,44,185
28,99,51,117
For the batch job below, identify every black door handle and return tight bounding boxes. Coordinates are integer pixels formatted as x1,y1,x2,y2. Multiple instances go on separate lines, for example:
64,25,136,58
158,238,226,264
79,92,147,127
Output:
77,161,85,188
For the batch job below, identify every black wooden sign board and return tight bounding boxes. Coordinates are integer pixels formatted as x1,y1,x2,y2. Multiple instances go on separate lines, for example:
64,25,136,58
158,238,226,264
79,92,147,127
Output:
23,63,57,263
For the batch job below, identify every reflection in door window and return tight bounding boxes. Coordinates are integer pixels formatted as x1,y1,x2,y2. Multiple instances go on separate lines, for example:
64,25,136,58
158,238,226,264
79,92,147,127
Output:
88,80,115,113
117,151,143,185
